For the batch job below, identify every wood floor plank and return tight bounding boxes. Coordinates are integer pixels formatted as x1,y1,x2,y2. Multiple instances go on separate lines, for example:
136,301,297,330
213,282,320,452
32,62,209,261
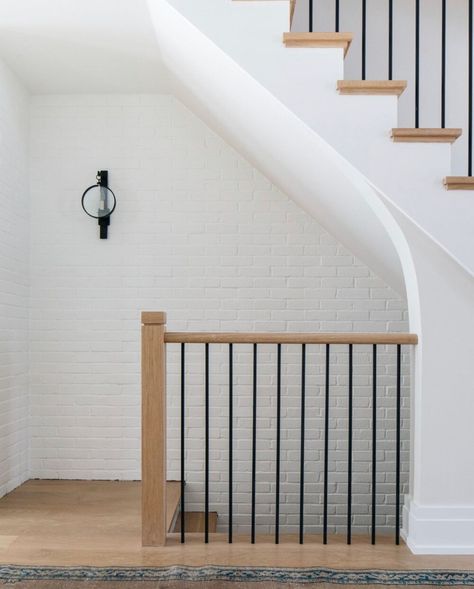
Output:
0,481,472,570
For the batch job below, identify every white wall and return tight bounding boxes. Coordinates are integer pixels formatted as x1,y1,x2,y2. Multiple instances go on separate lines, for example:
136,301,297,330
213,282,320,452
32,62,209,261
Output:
0,60,30,496
29,94,410,534
292,0,472,175
0,0,171,94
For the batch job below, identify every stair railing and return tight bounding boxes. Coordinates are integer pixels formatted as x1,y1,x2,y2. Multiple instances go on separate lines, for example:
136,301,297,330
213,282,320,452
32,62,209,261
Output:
141,311,417,547
296,0,473,177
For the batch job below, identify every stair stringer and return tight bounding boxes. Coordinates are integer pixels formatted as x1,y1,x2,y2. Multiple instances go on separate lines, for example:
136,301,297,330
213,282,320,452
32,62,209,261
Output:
151,0,473,282
148,0,409,294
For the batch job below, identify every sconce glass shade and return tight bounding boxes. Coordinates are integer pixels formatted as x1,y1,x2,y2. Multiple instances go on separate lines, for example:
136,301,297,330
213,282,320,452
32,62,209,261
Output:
81,185,117,219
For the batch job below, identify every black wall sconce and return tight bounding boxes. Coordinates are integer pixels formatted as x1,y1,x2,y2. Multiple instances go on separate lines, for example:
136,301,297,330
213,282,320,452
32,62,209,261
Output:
81,170,117,239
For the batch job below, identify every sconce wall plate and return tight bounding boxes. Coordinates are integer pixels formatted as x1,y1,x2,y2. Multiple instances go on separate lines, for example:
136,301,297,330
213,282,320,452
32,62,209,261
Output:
81,170,116,239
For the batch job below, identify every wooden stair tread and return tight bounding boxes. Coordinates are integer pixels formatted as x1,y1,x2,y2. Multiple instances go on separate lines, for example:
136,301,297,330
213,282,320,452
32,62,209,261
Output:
283,32,353,56
173,512,218,533
337,80,407,96
444,176,474,190
166,481,181,532
391,128,462,143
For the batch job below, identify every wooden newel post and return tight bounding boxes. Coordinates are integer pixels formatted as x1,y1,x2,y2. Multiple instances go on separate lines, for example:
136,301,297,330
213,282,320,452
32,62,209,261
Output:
141,311,167,546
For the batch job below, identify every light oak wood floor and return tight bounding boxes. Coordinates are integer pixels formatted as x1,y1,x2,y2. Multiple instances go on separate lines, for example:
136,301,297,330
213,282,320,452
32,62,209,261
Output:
0,480,472,570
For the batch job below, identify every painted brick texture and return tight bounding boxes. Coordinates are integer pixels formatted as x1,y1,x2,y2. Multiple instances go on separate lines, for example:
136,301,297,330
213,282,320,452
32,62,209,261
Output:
29,94,410,534
0,61,30,496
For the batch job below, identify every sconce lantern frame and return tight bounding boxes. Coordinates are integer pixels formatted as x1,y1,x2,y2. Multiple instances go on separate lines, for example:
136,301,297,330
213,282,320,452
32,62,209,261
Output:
81,170,116,239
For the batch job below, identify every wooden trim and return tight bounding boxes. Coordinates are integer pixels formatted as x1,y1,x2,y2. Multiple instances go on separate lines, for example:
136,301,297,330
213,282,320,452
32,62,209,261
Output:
391,128,462,143
337,80,407,96
142,315,167,546
165,332,418,345
444,176,474,190
283,32,353,56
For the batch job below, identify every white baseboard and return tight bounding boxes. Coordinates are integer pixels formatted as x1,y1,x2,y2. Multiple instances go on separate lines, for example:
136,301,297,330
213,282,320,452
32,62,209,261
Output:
403,498,474,555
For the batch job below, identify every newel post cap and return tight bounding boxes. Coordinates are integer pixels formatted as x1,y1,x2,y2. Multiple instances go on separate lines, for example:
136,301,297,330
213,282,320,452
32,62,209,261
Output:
141,312,167,325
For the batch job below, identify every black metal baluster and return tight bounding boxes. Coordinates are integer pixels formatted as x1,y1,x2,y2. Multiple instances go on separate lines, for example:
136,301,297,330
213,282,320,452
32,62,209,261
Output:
396,344,401,545
372,344,377,545
251,343,257,544
362,0,367,80
299,344,306,545
205,343,210,544
180,343,186,544
229,343,233,544
388,0,393,80
275,343,282,544
323,344,330,544
309,0,314,32
441,0,447,128
335,0,340,32
347,344,353,545
415,0,420,128
469,0,473,175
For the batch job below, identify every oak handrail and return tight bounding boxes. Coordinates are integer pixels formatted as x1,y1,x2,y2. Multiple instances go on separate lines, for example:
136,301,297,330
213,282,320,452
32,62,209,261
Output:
164,332,418,345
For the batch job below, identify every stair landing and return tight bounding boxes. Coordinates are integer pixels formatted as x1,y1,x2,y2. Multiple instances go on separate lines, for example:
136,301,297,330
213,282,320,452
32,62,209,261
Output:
0,480,472,569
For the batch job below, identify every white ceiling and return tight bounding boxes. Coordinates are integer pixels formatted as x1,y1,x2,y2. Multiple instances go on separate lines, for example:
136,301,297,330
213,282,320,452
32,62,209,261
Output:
0,0,171,93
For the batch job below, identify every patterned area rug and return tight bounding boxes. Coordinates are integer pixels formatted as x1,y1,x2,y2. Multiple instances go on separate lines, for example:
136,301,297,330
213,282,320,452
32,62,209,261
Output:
0,566,474,587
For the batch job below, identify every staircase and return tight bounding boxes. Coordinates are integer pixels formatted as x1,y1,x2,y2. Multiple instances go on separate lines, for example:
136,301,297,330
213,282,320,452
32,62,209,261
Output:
173,512,218,534
146,0,474,555
147,0,473,290
165,481,218,534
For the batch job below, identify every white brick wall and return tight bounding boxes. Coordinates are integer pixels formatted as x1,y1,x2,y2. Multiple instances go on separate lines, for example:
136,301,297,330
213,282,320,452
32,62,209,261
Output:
29,94,410,534
0,60,30,497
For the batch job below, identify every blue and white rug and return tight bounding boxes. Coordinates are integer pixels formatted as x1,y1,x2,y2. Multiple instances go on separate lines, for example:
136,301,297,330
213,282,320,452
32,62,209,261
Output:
0,565,474,586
